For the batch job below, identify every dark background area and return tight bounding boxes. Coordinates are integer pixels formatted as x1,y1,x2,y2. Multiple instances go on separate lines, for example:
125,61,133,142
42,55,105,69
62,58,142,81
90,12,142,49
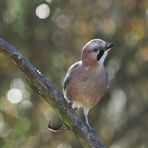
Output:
0,0,148,147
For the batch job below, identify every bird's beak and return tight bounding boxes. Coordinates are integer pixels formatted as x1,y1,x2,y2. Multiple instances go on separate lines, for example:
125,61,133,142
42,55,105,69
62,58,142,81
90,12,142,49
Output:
105,42,114,51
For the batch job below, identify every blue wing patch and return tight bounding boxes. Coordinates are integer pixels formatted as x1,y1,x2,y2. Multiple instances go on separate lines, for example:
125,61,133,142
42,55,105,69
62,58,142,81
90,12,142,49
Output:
63,74,71,91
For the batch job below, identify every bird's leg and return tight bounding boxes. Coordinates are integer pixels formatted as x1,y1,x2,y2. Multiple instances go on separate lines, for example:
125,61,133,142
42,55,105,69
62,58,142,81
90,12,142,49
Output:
83,107,90,126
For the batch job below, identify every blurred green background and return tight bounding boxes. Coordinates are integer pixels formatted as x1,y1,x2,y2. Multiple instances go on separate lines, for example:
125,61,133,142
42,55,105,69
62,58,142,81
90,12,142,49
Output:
0,0,148,148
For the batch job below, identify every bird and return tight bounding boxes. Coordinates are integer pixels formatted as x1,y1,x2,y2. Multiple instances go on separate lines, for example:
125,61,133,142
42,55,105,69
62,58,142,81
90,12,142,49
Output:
48,38,113,131
63,39,113,125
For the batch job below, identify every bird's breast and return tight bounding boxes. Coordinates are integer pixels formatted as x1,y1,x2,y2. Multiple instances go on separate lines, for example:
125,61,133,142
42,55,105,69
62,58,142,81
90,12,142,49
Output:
66,66,108,108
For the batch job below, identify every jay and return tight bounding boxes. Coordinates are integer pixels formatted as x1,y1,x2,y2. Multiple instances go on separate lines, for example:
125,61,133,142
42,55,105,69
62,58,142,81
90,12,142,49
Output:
48,39,113,131
63,39,113,125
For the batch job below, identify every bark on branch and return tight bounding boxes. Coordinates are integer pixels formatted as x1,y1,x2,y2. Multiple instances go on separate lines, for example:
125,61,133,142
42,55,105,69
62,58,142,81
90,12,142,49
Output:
0,38,105,148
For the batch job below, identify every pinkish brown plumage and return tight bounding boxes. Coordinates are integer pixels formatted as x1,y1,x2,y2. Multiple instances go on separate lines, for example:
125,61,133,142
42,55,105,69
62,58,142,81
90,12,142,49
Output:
63,39,113,125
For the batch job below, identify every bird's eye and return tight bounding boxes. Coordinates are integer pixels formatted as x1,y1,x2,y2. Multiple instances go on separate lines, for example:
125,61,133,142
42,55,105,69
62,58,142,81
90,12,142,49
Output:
93,48,98,52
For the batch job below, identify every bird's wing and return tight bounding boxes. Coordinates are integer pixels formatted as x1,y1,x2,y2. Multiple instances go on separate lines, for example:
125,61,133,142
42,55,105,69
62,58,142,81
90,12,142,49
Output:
63,62,80,92
63,73,71,91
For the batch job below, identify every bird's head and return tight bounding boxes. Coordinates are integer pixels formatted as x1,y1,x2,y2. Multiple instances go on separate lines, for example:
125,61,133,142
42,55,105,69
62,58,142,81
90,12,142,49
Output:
81,39,113,66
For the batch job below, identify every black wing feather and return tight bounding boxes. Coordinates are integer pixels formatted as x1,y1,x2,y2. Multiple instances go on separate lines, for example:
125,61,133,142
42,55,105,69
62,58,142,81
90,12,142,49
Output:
63,74,71,91
63,62,80,91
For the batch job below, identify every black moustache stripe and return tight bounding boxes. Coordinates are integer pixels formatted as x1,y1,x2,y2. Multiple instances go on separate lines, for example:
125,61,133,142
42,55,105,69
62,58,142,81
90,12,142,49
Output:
97,50,104,61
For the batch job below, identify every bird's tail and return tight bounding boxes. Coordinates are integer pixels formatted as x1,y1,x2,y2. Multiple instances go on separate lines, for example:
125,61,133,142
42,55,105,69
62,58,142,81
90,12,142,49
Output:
48,112,64,132
48,107,78,132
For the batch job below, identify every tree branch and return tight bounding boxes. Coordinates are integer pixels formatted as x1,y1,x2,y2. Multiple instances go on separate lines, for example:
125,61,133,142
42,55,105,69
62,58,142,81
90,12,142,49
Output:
0,38,105,148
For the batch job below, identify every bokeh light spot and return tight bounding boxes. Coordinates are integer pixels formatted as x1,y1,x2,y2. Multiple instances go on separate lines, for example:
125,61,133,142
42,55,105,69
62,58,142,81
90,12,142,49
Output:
110,89,127,115
107,88,127,127
98,0,112,9
45,0,52,3
146,8,148,18
3,10,16,23
107,58,121,80
99,19,117,36
57,143,72,148
55,14,70,29
7,88,23,104
35,4,50,19
10,78,25,90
